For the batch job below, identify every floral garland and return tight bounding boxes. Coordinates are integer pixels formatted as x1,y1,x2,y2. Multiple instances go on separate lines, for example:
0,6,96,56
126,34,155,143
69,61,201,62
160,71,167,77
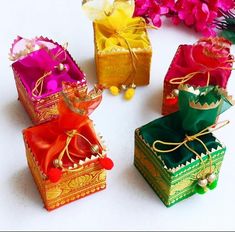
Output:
133,0,235,36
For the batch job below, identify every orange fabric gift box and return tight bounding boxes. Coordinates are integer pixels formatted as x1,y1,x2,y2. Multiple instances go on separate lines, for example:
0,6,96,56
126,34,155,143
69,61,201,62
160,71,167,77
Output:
23,85,113,210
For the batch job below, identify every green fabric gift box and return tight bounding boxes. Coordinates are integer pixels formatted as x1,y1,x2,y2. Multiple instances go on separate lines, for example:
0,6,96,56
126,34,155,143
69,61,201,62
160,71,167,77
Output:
134,85,234,207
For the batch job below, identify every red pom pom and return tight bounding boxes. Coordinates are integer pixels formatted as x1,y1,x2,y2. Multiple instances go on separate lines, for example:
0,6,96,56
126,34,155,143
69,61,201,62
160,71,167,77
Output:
48,168,62,183
99,157,114,170
165,97,178,106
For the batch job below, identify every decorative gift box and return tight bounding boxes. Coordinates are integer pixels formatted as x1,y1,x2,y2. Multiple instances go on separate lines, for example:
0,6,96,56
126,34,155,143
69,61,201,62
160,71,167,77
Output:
23,84,113,211
10,36,87,124
83,0,152,100
162,37,233,115
135,85,234,207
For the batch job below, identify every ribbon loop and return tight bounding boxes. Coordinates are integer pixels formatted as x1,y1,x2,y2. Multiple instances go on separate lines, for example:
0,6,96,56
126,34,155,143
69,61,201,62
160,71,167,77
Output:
168,37,233,88
10,36,73,98
152,120,229,176
31,47,68,98
153,120,229,154
169,71,206,85
31,71,53,97
57,130,95,172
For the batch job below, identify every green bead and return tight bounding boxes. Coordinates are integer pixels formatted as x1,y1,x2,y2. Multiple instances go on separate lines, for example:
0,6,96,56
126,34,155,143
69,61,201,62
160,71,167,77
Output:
208,179,218,190
195,185,207,194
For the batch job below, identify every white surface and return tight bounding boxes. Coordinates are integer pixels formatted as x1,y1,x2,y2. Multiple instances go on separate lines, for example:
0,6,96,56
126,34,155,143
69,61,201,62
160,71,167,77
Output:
1,0,235,231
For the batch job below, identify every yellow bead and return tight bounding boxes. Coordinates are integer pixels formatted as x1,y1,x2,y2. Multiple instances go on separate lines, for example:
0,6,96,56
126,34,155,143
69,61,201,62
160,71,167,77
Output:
124,88,135,100
109,86,120,96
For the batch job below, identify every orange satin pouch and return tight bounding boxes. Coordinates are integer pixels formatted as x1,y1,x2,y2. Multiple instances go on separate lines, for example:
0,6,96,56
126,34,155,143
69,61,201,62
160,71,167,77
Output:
23,84,113,210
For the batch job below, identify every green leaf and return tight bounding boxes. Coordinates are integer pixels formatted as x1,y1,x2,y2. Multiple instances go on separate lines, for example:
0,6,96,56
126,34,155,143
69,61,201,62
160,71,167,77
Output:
221,30,235,44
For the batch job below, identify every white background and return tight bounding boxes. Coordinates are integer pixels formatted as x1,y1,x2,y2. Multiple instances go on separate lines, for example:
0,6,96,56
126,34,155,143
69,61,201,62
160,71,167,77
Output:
1,0,235,231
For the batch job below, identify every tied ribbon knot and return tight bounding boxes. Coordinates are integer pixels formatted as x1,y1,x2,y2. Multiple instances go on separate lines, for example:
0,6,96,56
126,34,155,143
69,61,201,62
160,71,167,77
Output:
53,129,105,173
185,135,194,142
169,37,234,86
57,129,80,168
152,120,229,176
91,0,155,86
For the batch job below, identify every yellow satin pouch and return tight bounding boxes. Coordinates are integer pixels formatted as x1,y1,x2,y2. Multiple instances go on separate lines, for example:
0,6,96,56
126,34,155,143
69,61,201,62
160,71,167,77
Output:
86,0,152,87
94,2,150,51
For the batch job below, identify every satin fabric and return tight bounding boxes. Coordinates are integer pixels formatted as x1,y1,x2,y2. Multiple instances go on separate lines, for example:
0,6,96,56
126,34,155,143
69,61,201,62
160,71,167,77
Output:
12,37,85,99
94,1,150,51
23,89,103,174
165,38,233,88
140,85,232,168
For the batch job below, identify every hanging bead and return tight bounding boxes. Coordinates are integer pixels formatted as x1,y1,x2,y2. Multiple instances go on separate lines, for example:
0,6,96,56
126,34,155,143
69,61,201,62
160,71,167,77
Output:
121,85,127,91
109,86,120,96
165,97,178,105
207,173,217,183
130,83,137,89
172,89,179,96
195,178,208,194
208,179,218,190
48,168,62,183
198,178,208,187
124,88,135,100
195,185,208,194
99,157,114,170
53,159,63,168
58,63,65,71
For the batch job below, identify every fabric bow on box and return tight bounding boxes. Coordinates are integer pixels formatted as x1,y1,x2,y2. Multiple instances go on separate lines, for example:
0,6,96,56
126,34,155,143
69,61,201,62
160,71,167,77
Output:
24,83,113,183
10,36,86,99
162,37,234,115
88,0,150,52
140,85,234,192
10,36,87,124
134,84,234,206
83,0,152,100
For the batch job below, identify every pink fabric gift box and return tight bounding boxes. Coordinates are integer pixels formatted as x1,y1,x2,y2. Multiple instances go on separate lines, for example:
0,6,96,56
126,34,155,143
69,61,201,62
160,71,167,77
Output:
10,36,87,124
162,38,233,115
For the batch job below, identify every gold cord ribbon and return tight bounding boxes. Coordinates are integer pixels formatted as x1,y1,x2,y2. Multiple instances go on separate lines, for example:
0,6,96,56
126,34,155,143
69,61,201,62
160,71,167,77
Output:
55,129,104,172
31,71,52,97
31,43,68,98
169,65,234,86
113,23,156,85
168,37,234,86
88,0,155,87
115,32,137,85
152,120,229,177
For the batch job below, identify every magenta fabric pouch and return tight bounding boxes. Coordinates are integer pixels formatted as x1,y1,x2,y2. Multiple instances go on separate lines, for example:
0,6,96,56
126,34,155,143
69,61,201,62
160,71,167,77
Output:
10,36,87,124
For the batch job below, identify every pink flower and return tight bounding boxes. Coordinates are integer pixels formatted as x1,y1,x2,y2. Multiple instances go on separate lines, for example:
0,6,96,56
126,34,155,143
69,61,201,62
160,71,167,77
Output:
134,0,172,27
207,0,235,11
134,0,150,16
134,0,235,36
171,0,219,36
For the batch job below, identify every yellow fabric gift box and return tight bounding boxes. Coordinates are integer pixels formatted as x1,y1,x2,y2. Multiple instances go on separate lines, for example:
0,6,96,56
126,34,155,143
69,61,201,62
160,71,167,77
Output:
91,1,152,87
